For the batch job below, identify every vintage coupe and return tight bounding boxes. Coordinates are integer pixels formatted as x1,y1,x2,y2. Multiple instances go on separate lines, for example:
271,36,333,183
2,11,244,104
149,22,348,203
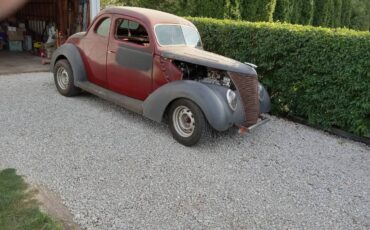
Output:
51,7,271,146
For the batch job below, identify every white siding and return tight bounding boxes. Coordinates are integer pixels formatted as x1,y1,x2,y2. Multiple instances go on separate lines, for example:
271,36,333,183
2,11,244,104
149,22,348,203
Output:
90,0,101,21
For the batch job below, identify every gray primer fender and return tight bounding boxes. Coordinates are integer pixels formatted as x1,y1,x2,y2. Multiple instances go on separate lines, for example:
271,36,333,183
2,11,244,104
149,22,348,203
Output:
259,84,271,113
50,44,87,83
143,80,246,131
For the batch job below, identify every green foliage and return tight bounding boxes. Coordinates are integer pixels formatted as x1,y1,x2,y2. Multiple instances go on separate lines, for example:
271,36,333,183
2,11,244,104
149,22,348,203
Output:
299,0,314,25
103,0,370,31
313,0,334,27
273,0,314,25
332,0,343,27
189,17,370,137
240,0,277,22
350,0,370,31
101,0,139,7
274,0,291,22
183,0,226,18
290,0,301,23
224,0,241,20
0,169,62,230
341,0,352,27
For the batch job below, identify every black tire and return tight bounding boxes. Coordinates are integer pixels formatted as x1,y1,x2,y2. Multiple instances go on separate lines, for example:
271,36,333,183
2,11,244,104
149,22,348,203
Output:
169,99,209,146
53,59,81,97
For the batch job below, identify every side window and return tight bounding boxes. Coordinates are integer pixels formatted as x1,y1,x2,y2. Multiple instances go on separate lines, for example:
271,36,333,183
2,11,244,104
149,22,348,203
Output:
115,19,150,46
96,18,111,37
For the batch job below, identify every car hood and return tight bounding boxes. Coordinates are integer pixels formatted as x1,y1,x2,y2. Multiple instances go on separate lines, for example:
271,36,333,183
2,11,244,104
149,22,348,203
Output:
160,47,257,76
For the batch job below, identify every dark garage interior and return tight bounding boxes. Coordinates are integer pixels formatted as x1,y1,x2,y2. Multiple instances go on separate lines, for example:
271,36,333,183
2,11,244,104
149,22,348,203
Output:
0,0,99,74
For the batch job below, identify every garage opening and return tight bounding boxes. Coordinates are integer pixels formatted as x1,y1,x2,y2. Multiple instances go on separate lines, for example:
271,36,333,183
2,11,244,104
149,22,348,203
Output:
0,0,100,75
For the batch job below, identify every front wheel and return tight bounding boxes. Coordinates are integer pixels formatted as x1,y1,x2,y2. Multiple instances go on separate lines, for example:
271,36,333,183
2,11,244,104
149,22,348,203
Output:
169,99,208,146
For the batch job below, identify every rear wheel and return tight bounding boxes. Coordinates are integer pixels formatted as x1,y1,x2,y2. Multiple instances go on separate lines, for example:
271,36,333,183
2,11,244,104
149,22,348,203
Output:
53,59,81,97
169,99,208,146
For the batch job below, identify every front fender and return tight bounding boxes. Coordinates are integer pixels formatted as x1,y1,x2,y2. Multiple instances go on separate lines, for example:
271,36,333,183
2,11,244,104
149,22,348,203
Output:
259,83,271,113
50,43,87,83
143,80,245,131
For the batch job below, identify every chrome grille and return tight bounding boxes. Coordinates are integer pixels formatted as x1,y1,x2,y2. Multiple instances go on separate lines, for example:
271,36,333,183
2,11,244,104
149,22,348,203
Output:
229,72,260,127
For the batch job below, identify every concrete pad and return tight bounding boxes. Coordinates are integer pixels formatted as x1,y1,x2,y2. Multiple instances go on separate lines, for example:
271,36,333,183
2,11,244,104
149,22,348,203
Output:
0,51,50,75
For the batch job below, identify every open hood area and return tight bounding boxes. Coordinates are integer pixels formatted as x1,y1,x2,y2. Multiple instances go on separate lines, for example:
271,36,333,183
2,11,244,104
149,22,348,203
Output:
160,46,257,76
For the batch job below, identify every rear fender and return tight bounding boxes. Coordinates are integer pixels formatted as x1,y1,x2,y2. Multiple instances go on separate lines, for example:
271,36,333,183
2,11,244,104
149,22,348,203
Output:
50,44,87,83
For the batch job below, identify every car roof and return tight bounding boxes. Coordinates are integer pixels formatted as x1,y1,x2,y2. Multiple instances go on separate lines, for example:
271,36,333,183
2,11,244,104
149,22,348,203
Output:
99,7,195,28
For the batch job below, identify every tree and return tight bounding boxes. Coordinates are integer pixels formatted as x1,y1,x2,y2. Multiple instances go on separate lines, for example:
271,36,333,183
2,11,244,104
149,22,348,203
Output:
274,0,291,22
350,0,370,31
313,0,335,27
100,0,370,31
101,0,140,8
240,0,276,22
290,0,302,23
171,0,225,18
224,0,241,19
298,0,314,25
331,0,342,27
256,0,277,21
341,0,352,27
239,0,258,21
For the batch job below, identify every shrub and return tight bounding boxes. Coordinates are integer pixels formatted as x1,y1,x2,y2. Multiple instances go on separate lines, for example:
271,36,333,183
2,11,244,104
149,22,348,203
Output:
189,17,370,137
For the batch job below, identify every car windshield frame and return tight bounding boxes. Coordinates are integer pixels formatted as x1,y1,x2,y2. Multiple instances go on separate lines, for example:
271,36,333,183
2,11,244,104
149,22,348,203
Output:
154,24,203,48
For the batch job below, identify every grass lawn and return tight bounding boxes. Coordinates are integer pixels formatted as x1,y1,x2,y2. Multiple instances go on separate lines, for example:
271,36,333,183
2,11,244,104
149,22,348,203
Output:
0,168,62,230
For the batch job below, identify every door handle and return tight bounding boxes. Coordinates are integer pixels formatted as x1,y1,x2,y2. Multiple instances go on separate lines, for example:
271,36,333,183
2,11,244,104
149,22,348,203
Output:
108,50,116,54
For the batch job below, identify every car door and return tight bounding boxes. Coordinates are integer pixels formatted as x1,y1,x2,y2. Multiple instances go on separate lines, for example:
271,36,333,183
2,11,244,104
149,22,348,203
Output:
81,15,112,88
106,15,153,101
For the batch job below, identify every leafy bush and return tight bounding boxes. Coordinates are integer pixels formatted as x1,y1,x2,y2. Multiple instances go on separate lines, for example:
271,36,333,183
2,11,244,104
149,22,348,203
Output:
189,17,370,137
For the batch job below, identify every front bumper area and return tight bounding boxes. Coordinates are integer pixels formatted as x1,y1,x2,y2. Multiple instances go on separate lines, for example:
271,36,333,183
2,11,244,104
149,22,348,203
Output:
235,115,270,134
229,72,260,127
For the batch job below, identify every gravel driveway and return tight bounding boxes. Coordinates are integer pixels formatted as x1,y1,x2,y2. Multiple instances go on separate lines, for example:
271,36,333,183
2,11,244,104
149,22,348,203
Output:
0,73,369,229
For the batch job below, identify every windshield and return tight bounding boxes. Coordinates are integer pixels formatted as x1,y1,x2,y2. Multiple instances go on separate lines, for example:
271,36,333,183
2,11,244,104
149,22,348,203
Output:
155,24,202,48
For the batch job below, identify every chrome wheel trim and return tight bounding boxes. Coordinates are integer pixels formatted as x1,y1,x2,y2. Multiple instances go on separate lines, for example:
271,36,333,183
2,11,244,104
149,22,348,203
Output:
172,105,195,138
56,67,69,90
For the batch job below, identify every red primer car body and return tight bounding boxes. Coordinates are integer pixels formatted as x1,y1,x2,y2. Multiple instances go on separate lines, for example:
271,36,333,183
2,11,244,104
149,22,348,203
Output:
51,7,271,146
67,7,193,100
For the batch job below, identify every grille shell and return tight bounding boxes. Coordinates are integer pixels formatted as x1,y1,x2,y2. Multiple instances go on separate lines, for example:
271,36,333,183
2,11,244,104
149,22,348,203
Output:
229,72,260,127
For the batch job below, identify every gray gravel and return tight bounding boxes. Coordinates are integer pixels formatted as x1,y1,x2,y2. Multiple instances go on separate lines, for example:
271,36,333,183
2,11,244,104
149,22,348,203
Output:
0,72,369,230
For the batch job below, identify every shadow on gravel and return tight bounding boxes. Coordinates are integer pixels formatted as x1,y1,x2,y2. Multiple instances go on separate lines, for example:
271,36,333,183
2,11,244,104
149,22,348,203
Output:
70,91,242,147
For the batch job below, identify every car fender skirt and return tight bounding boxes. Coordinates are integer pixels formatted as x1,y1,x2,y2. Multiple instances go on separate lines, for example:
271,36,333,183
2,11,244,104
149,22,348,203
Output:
143,81,245,131
50,44,87,83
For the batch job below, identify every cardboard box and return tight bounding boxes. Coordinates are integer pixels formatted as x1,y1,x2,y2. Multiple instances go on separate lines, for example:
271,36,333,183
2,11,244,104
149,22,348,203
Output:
7,31,24,41
18,23,26,30
7,26,16,32
9,41,23,51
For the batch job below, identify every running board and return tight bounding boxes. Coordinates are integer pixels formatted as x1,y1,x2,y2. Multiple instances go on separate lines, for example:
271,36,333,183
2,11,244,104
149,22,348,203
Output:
75,81,143,114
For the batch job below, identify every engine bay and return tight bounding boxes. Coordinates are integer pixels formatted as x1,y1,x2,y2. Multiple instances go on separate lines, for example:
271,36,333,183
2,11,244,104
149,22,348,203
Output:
173,60,236,90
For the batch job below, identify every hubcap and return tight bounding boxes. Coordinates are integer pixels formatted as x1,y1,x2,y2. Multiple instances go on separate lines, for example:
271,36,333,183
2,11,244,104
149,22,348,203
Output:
173,105,195,138
56,67,69,90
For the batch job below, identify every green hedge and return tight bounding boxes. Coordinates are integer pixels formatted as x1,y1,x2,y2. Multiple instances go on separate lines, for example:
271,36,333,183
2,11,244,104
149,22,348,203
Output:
189,17,370,137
